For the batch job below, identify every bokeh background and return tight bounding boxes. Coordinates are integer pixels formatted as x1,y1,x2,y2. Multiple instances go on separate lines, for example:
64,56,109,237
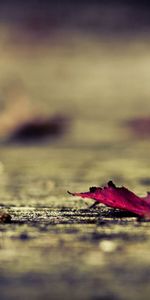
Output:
0,0,150,145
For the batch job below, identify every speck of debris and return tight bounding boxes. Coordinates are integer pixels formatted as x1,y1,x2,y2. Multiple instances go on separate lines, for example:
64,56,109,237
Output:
19,232,29,240
0,211,12,223
99,240,118,253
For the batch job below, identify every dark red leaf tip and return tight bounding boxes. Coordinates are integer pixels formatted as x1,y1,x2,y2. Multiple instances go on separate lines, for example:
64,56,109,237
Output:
67,190,73,195
89,187,97,192
108,181,116,188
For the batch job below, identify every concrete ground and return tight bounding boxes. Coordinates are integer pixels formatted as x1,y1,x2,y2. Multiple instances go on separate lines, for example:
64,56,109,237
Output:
0,143,150,300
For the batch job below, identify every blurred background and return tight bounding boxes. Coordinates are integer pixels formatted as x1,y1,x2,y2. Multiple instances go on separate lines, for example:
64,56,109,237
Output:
0,0,150,145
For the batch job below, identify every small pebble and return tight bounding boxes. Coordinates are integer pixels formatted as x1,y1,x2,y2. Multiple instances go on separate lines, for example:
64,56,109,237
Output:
99,240,117,253
0,211,12,223
19,232,29,240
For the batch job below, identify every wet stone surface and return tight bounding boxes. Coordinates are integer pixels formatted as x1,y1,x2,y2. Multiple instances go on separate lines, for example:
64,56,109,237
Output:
0,145,150,300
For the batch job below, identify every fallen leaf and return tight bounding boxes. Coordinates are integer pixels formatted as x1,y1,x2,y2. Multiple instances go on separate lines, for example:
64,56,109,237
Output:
125,116,150,138
8,114,70,143
0,79,70,143
68,181,150,218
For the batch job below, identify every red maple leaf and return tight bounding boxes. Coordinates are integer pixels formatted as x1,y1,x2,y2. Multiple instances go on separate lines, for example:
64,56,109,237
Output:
68,181,150,218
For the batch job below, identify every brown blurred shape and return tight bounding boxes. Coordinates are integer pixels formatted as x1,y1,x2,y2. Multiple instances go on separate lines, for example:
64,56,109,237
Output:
0,79,70,144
